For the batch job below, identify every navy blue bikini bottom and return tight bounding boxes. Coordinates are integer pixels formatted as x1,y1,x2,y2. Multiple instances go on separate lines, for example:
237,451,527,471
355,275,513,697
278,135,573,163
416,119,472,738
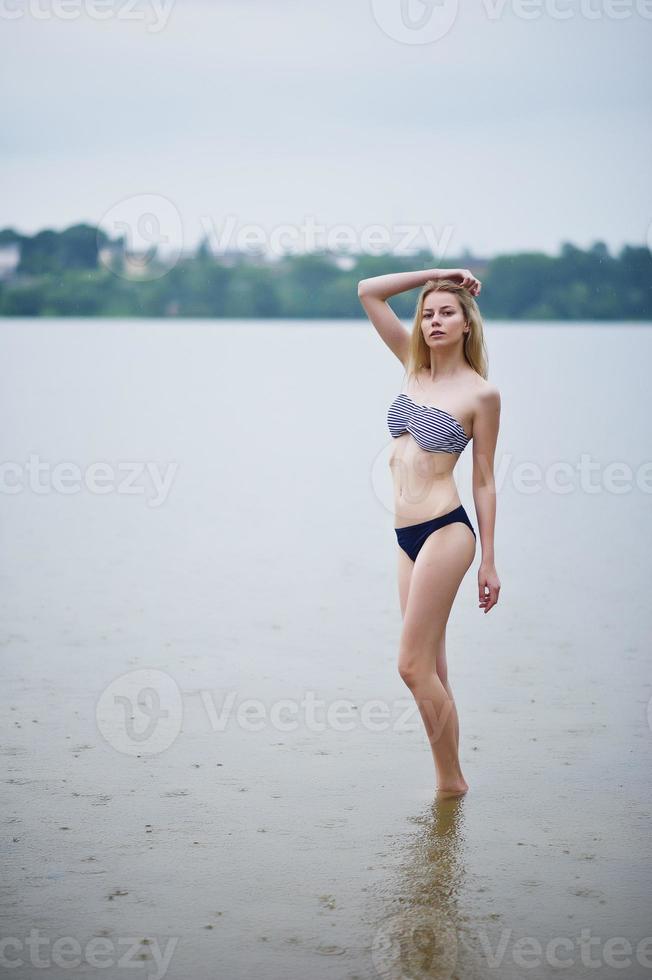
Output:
394,504,476,563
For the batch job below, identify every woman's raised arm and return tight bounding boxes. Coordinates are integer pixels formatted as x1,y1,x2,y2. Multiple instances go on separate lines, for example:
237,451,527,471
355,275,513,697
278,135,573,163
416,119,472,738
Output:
357,267,481,366
358,267,481,301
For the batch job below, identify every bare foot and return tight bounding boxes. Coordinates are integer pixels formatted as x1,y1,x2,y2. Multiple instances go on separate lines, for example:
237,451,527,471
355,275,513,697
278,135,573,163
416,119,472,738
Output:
436,778,469,799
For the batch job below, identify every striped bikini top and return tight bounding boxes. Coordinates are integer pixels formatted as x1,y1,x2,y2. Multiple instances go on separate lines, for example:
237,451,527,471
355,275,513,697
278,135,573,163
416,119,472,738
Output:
387,392,472,455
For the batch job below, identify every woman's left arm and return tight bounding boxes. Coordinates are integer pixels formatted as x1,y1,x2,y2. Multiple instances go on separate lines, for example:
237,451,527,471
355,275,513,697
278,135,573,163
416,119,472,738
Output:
471,387,501,614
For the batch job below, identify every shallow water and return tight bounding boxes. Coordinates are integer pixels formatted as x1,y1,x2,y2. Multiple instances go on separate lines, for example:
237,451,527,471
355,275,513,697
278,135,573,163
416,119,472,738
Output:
1,318,651,979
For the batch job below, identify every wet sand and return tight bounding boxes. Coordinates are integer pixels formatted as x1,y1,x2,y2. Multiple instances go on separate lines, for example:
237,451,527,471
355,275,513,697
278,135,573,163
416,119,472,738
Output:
3,598,650,979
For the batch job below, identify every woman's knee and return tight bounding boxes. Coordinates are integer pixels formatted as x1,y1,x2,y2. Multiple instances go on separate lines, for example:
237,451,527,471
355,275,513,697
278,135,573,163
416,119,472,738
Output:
397,656,418,688
397,642,438,688
398,666,425,692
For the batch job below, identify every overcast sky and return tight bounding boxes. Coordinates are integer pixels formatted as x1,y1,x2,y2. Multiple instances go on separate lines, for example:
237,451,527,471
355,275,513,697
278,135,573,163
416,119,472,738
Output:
2,0,651,258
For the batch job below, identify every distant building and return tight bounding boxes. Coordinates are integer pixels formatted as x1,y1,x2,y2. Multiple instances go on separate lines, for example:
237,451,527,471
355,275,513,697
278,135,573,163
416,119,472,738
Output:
332,254,356,271
99,248,162,279
122,251,157,279
0,243,21,280
98,244,122,273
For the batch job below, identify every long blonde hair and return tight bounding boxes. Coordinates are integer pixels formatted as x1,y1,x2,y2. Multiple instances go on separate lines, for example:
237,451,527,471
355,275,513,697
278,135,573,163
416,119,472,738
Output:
404,279,489,382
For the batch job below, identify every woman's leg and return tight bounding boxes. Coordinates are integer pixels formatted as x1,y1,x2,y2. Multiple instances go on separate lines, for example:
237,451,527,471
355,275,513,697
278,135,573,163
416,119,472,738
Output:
396,545,414,618
435,641,460,752
397,522,475,796
398,551,461,753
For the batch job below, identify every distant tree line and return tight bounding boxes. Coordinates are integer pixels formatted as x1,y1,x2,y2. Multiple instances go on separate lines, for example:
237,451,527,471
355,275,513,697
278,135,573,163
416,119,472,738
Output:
0,224,650,320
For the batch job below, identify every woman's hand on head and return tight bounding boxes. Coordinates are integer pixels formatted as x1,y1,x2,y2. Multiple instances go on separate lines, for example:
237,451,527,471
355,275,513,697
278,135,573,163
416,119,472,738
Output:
442,269,482,296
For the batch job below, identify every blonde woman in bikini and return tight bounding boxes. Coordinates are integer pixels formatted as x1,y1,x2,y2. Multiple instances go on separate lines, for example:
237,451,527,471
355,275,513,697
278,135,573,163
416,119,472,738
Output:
358,268,501,799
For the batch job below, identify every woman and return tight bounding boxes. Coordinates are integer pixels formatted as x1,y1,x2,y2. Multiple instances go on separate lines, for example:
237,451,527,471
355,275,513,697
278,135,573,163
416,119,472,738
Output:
357,267,501,799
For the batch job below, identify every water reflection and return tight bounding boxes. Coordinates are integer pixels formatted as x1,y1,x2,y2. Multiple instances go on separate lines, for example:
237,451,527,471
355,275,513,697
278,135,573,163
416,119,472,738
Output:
370,795,484,980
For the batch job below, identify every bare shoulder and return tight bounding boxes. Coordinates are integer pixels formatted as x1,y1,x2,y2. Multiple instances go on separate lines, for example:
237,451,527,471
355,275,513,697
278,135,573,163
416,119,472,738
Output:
473,377,501,410
469,378,500,439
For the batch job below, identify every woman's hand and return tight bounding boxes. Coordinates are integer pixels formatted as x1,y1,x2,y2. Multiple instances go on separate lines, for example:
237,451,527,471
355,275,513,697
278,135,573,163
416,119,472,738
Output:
437,269,482,296
478,561,500,614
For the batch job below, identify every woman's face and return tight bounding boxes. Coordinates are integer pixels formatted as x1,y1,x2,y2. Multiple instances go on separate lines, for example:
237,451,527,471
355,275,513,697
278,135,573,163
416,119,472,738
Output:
421,291,466,346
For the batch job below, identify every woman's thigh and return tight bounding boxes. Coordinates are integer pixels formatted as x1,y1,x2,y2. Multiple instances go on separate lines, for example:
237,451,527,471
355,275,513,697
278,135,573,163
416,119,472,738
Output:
397,546,414,619
399,523,475,667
